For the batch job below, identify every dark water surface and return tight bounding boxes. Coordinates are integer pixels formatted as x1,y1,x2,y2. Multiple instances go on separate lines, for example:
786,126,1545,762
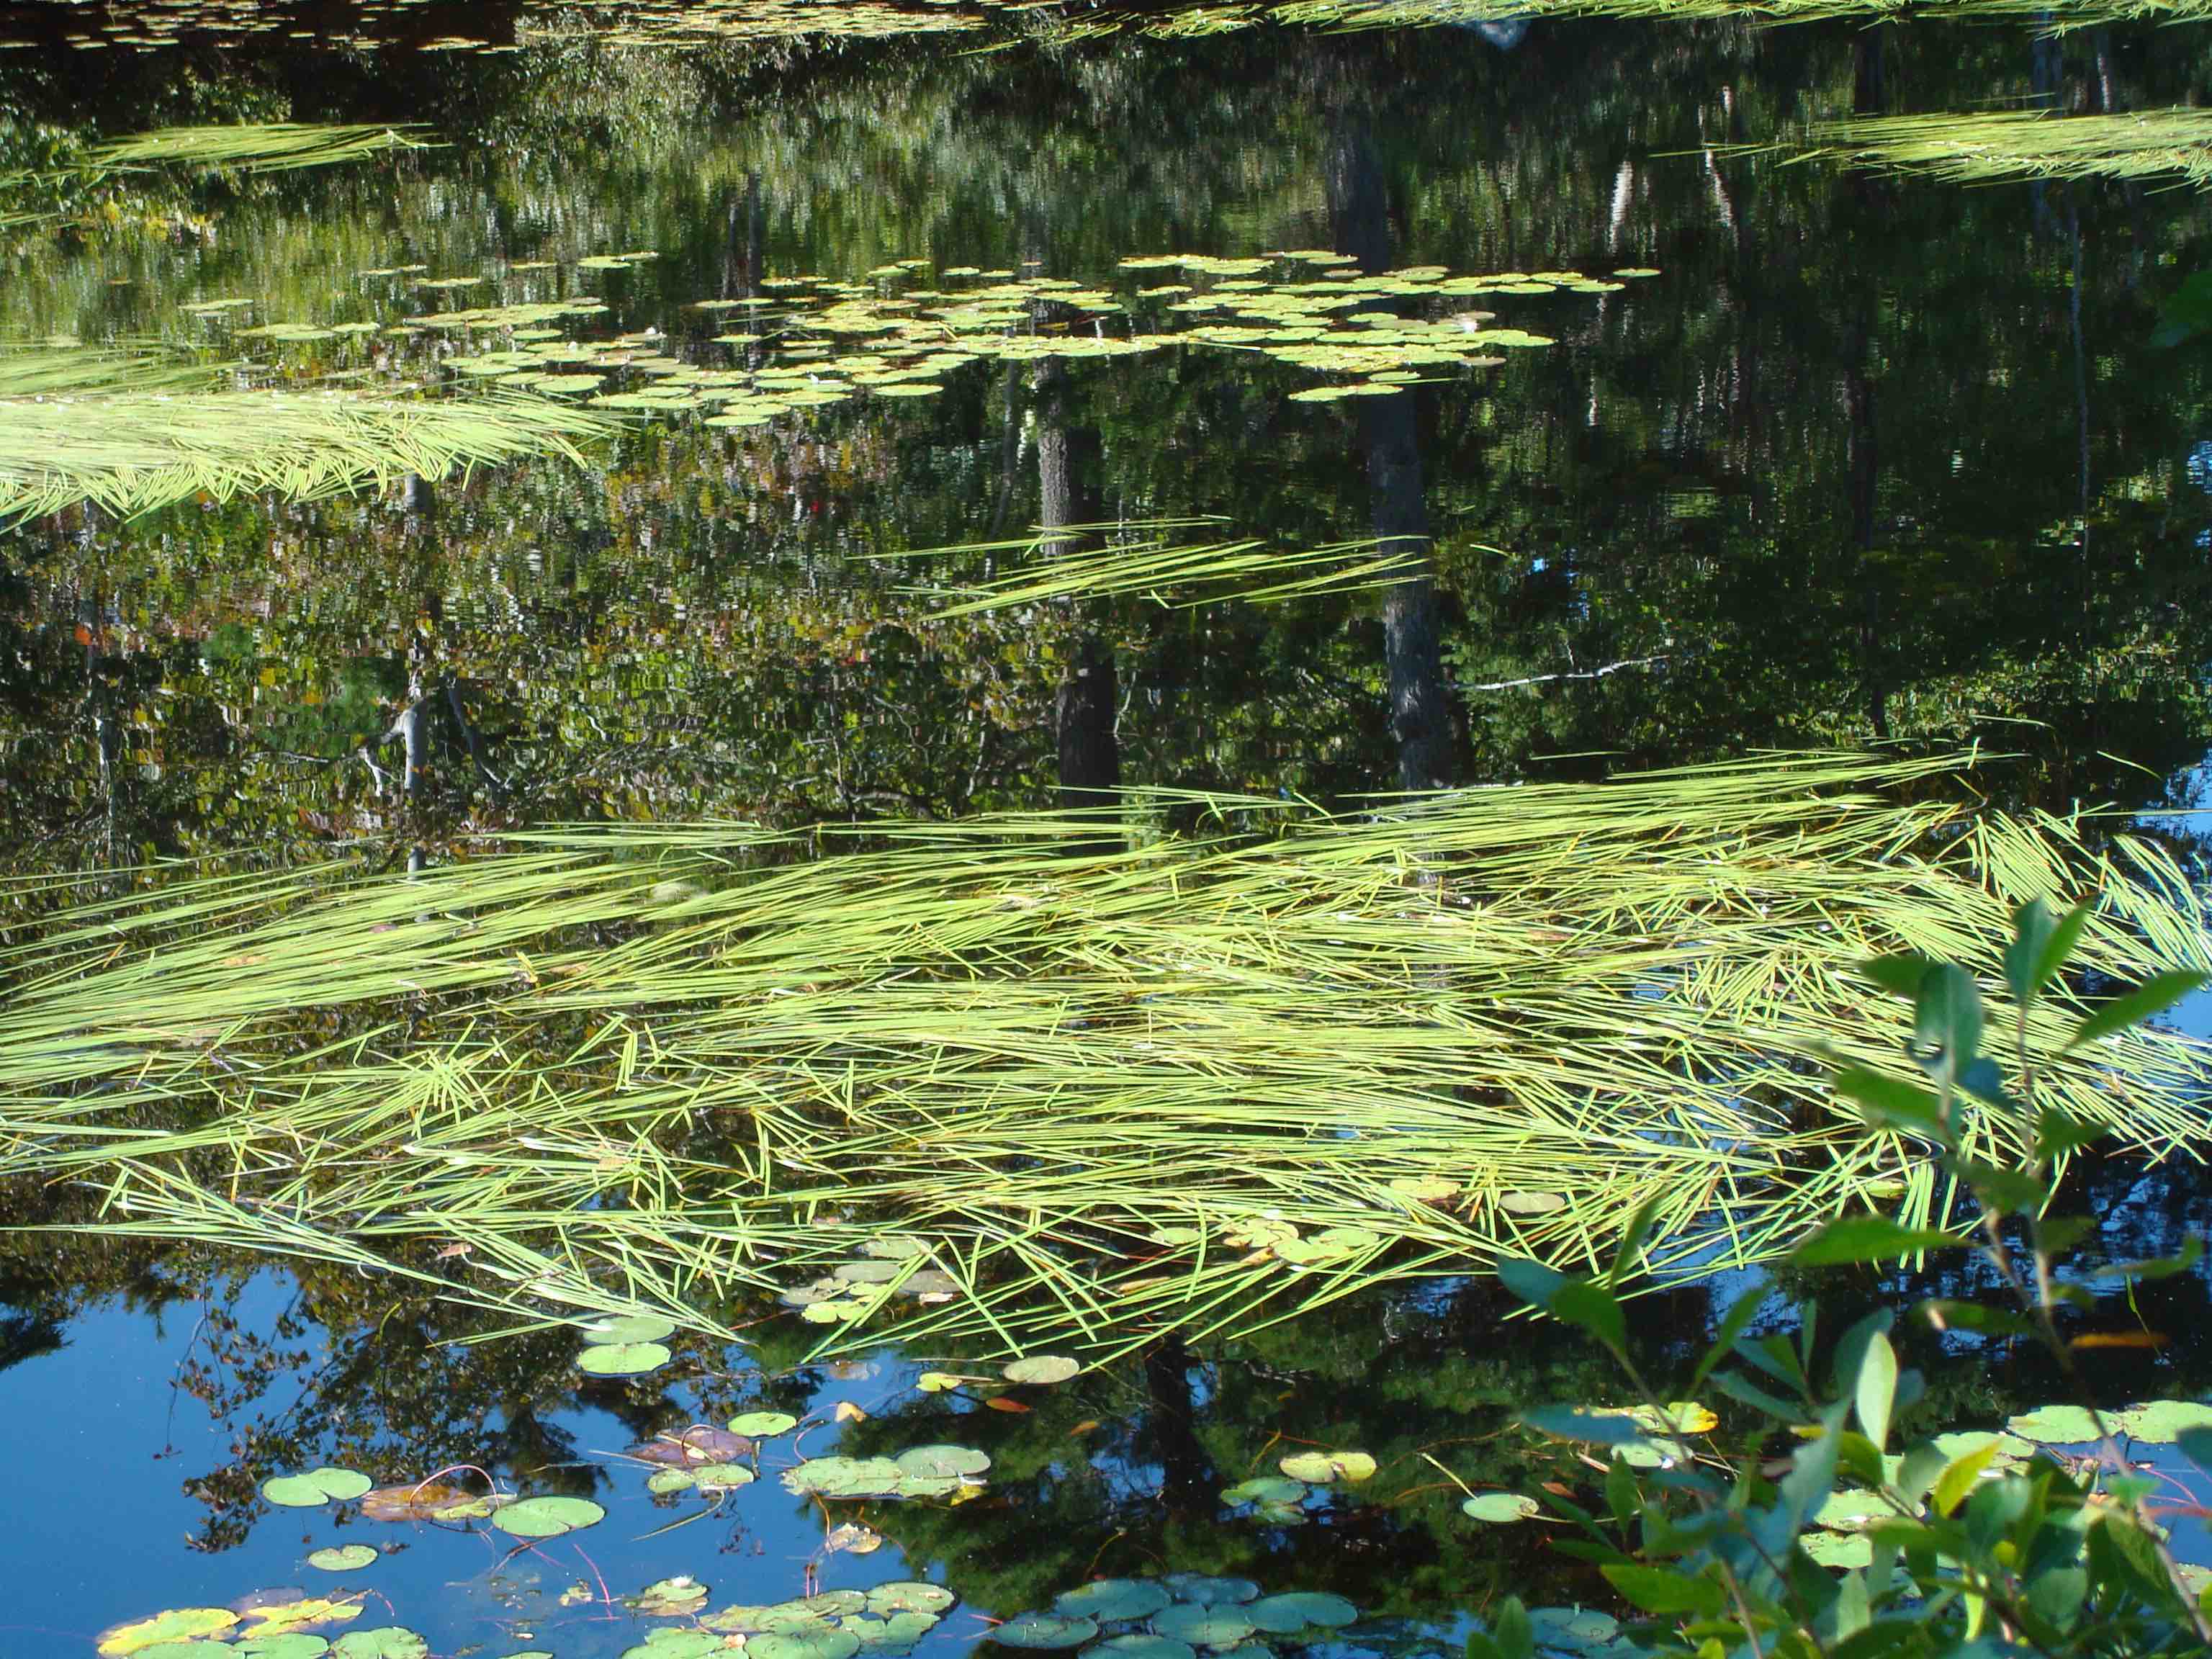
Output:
9,7,2212,1656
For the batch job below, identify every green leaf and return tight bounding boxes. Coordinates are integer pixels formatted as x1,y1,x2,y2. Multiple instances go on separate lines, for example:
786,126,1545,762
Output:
1551,1278,1627,1352
2035,1109,2107,1161
1601,1566,1726,1617
1791,1216,1957,1267
1915,1299,2033,1338
1496,1258,1566,1311
1522,1406,1649,1445
2095,1235,2204,1282
1492,1599,1534,1659
1912,964,1983,1079
1931,1440,2000,1516
1609,1192,1665,1288
2065,971,2209,1050
2005,899,2091,1008
1689,1277,1771,1393
1851,1331,1899,1453
1833,1067,1948,1139
1949,1158,2045,1214
1862,955,1936,997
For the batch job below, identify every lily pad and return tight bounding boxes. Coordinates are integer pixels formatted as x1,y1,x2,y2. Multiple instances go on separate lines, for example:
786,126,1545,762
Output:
578,1341,671,1376
784,1456,907,1498
646,1469,696,1495
235,1635,336,1659
868,1583,959,1616
1056,1581,1172,1623
2006,1405,2103,1444
264,1468,373,1508
1461,1491,1541,1523
331,1632,428,1659
1004,1354,1081,1386
305,1545,378,1572
2115,1400,2212,1442
586,1313,676,1344
490,1495,606,1538
358,1480,493,1522
98,1609,240,1656
995,1615,1102,1648
1242,1594,1356,1633
636,1576,711,1617
895,1444,991,1480
1152,1607,1256,1648
1082,1638,1195,1659
729,1411,800,1437
1162,1577,1259,1606
692,1463,756,1491
1220,1477,1306,1506
750,1631,863,1659
1277,1450,1375,1483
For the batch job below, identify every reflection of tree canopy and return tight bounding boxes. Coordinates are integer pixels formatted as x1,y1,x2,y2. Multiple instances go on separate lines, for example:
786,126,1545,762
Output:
4,22,2209,871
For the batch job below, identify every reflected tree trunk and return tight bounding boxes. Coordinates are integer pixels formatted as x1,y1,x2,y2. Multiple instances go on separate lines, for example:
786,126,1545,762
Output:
1844,45,1890,741
1326,112,1460,792
1143,1332,1216,1516
1032,352,1122,835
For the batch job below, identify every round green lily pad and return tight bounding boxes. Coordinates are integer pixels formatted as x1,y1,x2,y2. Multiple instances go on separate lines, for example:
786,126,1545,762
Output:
636,1576,711,1617
1800,1530,1874,1568
1528,1609,1619,1647
2006,1406,2102,1444
578,1341,671,1376
1003,1354,1080,1386
1056,1581,1171,1624
729,1411,800,1437
2115,1400,2212,1443
750,1631,863,1659
1082,1637,1195,1659
784,1456,906,1498
620,1635,720,1659
306,1545,378,1572
1164,1578,1259,1606
1153,1607,1255,1648
586,1313,676,1344
331,1632,428,1659
647,1469,696,1495
895,1444,991,1480
1462,1492,1541,1523
867,1583,958,1616
692,1462,756,1490
234,1635,335,1659
1242,1594,1357,1633
1220,1478,1305,1507
264,1468,373,1508
995,1615,1100,1648
1277,1450,1375,1483
490,1495,606,1538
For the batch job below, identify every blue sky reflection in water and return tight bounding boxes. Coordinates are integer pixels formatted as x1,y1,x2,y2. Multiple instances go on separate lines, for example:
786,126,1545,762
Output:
0,1269,971,1659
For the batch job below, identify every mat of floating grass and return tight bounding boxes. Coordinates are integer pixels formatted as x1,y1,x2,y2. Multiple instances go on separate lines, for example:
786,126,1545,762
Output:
2,753,2206,1359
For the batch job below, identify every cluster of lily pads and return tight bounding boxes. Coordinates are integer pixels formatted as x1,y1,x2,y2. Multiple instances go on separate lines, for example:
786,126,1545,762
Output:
624,1579,959,1659
987,1573,1364,1658
186,250,1640,431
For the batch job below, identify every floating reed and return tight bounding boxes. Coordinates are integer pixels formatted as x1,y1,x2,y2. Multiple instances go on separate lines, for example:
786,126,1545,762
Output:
1801,107,2212,187
1,755,2206,1359
90,123,432,176
0,351,616,521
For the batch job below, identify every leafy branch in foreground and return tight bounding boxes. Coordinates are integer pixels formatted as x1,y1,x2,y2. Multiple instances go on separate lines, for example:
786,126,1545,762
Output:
1489,900,2212,1659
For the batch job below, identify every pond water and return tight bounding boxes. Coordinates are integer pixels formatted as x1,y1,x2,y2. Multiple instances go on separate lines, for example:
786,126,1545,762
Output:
9,6,2212,1658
